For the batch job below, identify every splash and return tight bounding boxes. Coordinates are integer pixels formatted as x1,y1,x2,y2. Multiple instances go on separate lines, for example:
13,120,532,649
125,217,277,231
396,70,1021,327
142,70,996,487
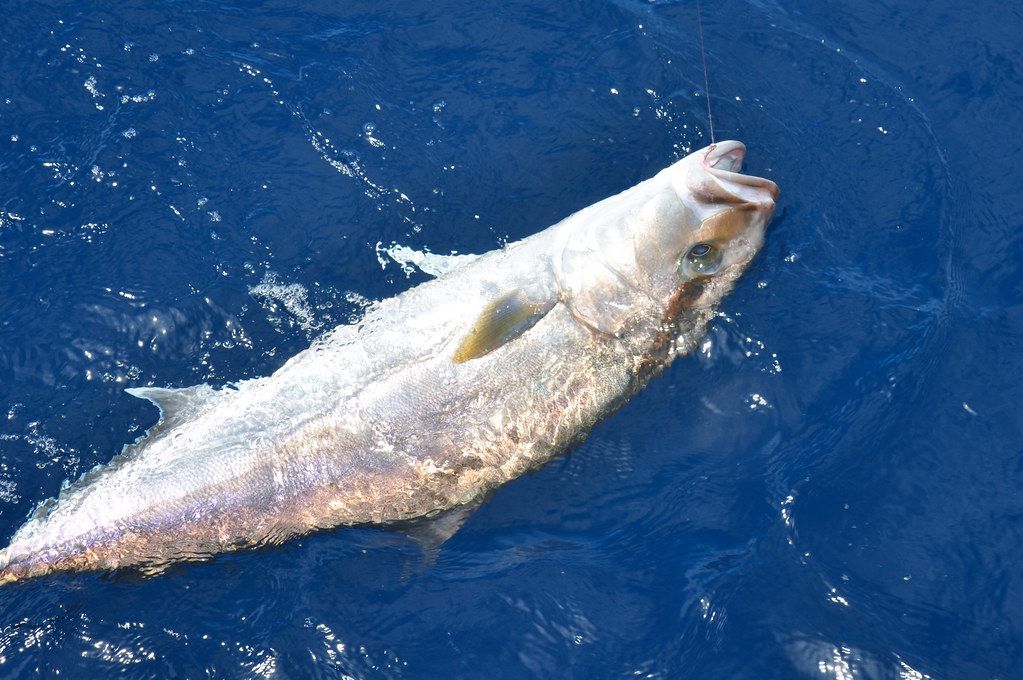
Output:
249,273,323,336
375,242,478,278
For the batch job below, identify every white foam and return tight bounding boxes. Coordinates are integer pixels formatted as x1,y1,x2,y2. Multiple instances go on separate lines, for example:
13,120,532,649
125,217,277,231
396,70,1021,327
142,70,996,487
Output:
376,242,478,278
119,90,156,104
249,273,321,335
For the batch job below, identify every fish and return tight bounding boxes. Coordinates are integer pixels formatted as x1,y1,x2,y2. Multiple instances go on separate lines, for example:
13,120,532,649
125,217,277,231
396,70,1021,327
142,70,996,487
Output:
0,140,778,584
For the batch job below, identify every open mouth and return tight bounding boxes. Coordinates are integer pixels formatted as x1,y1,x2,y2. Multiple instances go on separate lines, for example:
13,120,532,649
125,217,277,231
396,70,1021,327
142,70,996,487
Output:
703,141,780,200
706,140,746,173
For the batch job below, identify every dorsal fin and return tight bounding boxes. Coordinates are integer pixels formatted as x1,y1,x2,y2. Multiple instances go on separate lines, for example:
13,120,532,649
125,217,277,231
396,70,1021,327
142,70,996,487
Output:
452,288,556,363
125,384,220,434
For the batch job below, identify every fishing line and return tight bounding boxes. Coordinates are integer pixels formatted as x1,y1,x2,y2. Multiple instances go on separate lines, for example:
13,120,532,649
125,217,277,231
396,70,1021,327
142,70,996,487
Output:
695,0,716,143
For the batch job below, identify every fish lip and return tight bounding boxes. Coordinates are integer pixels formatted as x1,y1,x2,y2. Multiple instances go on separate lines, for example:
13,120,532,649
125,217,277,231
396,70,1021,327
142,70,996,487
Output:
702,141,780,201
704,140,747,171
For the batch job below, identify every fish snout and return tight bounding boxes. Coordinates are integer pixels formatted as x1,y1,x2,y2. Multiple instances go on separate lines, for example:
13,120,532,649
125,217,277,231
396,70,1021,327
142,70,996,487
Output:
689,140,779,213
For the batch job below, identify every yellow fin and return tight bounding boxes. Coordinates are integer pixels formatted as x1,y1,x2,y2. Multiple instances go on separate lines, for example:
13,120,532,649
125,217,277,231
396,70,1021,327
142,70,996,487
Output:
453,289,555,363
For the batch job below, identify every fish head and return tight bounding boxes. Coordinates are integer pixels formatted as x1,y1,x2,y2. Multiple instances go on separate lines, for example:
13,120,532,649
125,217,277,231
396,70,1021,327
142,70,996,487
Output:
642,140,778,312
558,140,778,336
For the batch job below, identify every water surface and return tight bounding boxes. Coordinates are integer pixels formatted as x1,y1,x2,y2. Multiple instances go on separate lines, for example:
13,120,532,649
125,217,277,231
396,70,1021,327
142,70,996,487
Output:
0,0,1020,677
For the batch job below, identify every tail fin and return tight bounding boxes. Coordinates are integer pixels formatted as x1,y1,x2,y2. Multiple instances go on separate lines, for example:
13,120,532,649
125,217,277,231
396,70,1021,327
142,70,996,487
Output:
0,546,36,586
0,546,18,586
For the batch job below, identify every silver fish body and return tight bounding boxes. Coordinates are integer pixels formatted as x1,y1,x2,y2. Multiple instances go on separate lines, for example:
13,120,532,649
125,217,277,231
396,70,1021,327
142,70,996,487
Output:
0,141,777,583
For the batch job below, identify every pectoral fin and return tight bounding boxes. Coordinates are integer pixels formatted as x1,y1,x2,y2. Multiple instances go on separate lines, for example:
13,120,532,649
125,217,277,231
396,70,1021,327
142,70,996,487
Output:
453,288,556,363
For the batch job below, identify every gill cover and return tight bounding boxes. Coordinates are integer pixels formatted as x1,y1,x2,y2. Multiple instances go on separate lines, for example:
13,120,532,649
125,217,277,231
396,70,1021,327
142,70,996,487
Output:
557,181,690,336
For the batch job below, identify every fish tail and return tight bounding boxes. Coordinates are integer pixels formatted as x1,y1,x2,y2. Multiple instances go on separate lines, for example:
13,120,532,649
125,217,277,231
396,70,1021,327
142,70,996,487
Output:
0,546,17,586
0,546,35,586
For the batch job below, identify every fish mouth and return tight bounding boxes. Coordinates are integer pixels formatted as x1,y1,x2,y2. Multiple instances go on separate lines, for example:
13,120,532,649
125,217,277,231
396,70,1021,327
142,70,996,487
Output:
703,141,780,201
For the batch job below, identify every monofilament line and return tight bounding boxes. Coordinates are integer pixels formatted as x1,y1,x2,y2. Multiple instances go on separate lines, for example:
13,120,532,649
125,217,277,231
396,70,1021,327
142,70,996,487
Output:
695,0,715,143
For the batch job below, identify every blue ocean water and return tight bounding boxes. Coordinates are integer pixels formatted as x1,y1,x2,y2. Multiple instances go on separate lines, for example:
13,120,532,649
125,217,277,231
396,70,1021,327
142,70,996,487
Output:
0,0,1020,676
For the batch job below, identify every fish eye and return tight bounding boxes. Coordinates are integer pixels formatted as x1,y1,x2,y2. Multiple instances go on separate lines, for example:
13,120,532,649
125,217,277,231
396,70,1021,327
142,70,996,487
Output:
680,242,724,277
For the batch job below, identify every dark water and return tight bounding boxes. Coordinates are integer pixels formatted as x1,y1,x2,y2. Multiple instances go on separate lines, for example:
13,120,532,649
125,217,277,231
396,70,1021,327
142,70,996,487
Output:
1,0,1020,676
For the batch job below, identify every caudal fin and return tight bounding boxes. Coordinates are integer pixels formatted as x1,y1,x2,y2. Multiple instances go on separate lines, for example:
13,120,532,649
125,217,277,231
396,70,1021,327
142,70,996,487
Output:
0,546,18,586
0,545,43,586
